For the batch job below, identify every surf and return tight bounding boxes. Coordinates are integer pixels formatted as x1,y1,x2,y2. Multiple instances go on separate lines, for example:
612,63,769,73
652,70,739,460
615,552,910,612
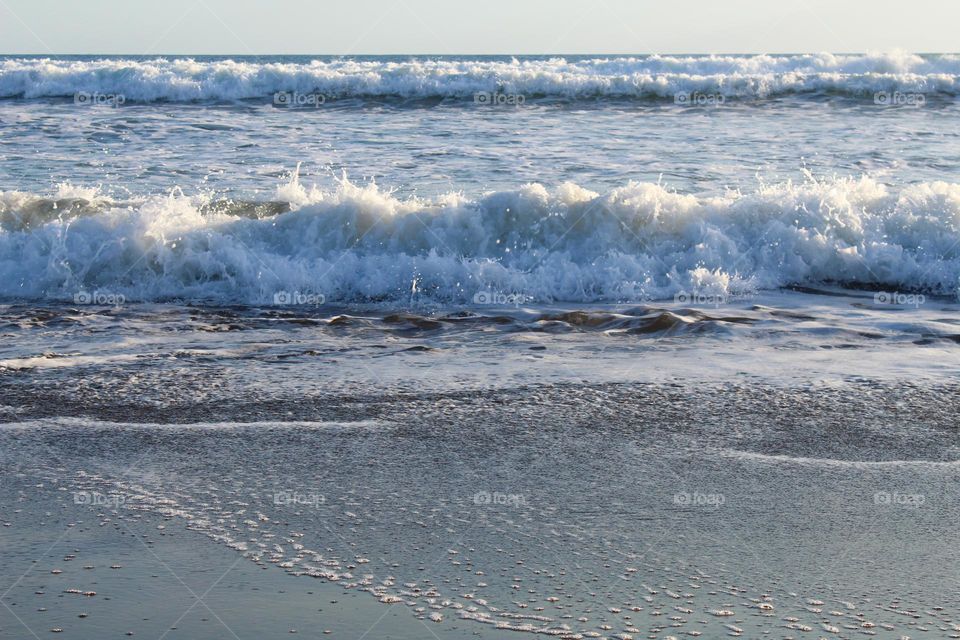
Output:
1,171,959,304
1,52,959,102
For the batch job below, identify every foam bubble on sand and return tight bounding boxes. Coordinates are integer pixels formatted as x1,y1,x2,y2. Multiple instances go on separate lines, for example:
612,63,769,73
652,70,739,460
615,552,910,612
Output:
9,421,956,640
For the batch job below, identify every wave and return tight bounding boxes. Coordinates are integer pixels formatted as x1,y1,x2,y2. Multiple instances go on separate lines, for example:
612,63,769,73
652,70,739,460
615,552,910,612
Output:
716,448,960,468
0,417,383,430
1,171,959,304
1,52,960,102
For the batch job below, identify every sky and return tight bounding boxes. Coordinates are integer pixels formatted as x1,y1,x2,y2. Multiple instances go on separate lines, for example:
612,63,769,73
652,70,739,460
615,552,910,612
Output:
0,0,957,55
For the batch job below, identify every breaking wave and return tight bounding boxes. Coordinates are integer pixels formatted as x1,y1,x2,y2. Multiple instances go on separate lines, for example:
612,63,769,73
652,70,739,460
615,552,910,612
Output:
1,170,959,304
1,51,959,102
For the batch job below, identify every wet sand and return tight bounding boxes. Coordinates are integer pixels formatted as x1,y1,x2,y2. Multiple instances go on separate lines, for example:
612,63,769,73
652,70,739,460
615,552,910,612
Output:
0,483,502,640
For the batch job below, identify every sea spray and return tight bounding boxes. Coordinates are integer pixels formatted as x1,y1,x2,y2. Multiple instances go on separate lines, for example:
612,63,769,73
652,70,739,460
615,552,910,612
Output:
1,174,958,304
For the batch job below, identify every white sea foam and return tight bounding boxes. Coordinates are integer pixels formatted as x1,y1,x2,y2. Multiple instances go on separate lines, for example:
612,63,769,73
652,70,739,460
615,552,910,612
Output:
1,172,959,304
715,449,960,469
0,418,383,430
1,52,958,101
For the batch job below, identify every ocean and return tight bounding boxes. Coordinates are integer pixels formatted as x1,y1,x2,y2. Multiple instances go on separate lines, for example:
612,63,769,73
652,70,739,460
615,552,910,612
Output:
1,53,959,640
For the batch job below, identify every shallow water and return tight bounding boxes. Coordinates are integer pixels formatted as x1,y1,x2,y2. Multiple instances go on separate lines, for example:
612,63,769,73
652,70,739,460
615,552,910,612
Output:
2,378,959,640
3,95,959,200
2,294,959,638
2,294,959,639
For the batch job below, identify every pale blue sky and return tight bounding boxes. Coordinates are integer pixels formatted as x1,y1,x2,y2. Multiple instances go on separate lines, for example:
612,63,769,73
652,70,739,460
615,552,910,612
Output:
0,0,956,55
